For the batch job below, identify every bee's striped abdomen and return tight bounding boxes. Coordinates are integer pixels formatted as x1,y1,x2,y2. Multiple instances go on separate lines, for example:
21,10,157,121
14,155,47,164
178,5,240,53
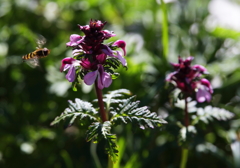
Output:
22,52,36,60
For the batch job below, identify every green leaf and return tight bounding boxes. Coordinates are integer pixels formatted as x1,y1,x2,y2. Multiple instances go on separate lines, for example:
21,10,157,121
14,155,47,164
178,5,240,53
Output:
104,57,123,74
102,121,118,163
72,81,78,91
110,96,167,129
50,98,99,126
111,72,120,79
192,106,234,124
86,121,119,162
103,89,132,105
178,125,197,146
86,122,101,143
211,27,240,39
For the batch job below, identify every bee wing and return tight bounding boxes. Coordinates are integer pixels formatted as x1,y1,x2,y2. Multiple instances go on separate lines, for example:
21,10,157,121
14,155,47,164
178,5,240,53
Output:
24,57,40,68
36,34,47,48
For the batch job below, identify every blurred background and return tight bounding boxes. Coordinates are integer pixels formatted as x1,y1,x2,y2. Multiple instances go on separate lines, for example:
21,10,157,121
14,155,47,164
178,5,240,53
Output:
1,0,240,167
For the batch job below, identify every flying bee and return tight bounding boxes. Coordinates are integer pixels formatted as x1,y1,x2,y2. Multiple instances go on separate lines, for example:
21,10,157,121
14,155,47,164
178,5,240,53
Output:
22,35,50,68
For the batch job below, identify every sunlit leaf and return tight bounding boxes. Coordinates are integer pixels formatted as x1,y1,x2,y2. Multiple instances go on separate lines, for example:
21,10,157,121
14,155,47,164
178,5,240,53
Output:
86,121,119,162
110,96,167,129
50,98,99,126
192,106,234,124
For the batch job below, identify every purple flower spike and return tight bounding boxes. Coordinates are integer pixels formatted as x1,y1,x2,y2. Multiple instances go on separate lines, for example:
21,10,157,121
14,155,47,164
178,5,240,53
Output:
113,40,126,56
63,20,127,88
166,56,213,103
61,57,80,82
66,34,84,47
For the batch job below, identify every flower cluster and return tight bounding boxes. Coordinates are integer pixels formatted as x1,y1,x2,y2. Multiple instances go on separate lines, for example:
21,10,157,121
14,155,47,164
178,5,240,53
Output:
61,20,127,89
166,56,213,103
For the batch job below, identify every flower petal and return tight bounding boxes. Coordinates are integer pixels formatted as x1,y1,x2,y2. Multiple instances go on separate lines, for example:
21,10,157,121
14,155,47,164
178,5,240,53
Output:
60,57,79,72
196,88,206,103
97,65,112,89
66,34,84,46
102,30,116,38
63,64,71,71
196,86,212,103
96,53,107,64
101,45,114,56
114,51,127,67
66,65,76,82
113,40,126,56
84,70,98,85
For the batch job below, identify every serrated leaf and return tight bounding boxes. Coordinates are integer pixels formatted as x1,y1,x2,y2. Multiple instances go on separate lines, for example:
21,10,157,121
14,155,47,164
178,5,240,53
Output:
102,89,132,104
193,106,234,124
178,125,197,145
86,121,119,162
51,98,99,126
86,122,101,143
110,96,167,129
102,121,118,163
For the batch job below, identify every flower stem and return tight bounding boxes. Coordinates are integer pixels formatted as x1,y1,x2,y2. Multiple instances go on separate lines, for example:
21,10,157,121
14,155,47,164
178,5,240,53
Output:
180,96,189,168
94,81,108,122
184,97,189,127
180,148,189,168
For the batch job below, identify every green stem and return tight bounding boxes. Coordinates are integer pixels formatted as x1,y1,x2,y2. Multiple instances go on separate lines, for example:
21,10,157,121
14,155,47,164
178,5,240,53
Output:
90,143,102,168
180,148,189,168
94,81,108,122
108,156,113,168
160,0,169,62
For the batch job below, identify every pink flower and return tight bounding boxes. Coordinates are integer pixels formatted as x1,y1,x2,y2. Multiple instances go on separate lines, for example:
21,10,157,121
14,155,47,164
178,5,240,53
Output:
101,45,127,66
196,79,213,103
66,34,84,47
84,65,112,89
113,40,126,56
60,57,80,82
166,56,213,103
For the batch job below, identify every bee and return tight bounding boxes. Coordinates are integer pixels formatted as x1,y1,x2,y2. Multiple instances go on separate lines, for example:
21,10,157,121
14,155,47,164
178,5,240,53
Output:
22,35,50,68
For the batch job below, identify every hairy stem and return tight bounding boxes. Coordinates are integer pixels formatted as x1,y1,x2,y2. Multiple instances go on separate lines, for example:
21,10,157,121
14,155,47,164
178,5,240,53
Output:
95,81,108,122
180,148,189,168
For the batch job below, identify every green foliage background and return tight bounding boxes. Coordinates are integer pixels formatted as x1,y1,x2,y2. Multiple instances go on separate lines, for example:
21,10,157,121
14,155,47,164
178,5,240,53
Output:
1,0,240,167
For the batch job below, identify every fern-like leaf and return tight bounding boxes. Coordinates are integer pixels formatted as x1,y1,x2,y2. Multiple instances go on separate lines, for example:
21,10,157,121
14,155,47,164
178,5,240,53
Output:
51,98,99,126
178,125,197,146
86,121,119,162
102,121,118,163
103,89,132,104
86,122,101,143
110,96,167,129
192,106,234,124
